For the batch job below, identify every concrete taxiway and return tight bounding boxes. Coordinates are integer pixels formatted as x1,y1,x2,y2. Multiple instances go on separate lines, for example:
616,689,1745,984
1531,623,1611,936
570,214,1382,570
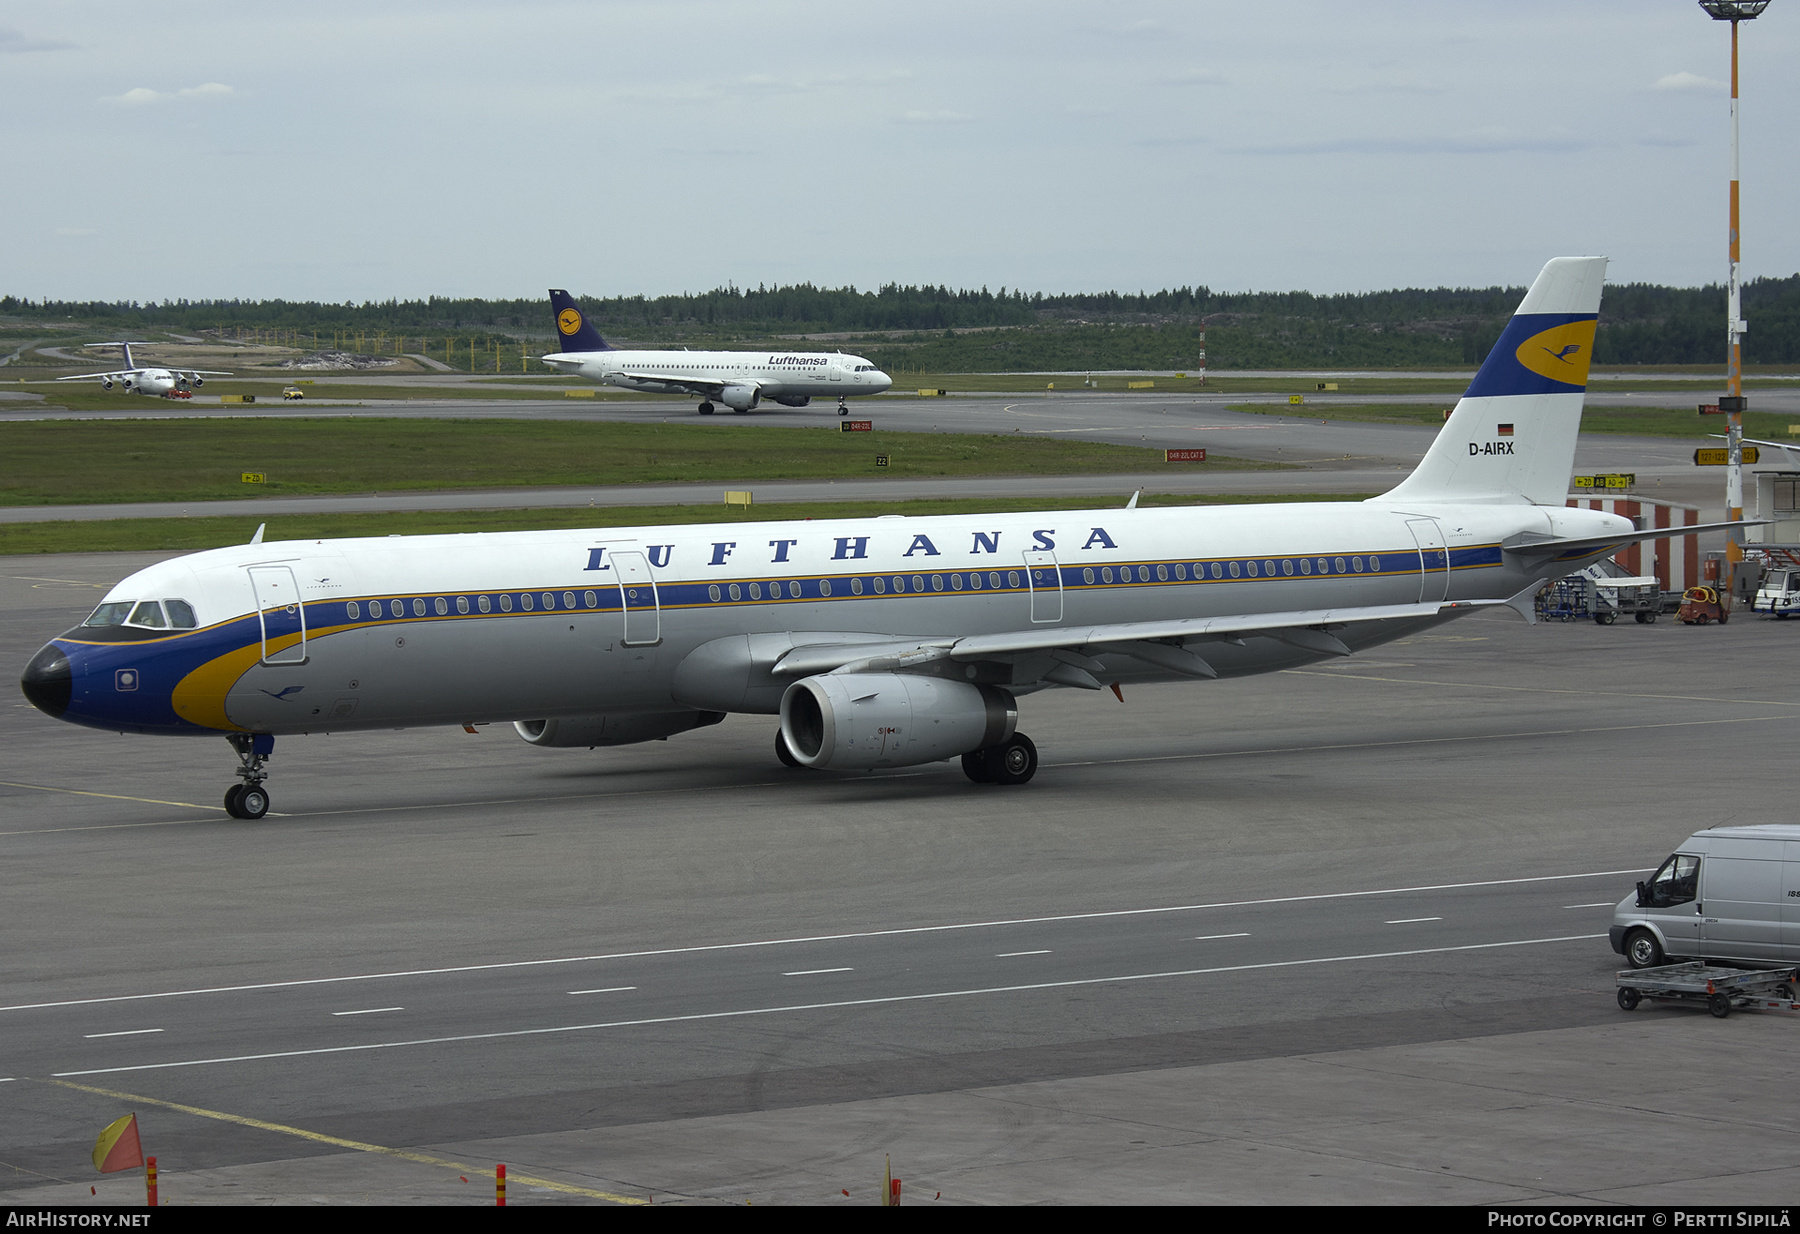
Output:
5,553,1800,1204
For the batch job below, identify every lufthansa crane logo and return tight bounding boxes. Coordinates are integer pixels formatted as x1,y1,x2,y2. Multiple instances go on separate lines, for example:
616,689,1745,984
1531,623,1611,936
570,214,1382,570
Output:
557,308,583,336
1543,344,1582,363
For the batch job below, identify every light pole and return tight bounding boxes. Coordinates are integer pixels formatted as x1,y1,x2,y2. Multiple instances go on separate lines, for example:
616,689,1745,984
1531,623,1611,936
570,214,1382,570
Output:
1699,0,1770,562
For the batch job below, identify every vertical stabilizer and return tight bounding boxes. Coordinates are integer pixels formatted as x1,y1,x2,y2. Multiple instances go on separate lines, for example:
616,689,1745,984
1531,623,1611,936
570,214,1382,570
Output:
1375,256,1607,507
547,289,613,353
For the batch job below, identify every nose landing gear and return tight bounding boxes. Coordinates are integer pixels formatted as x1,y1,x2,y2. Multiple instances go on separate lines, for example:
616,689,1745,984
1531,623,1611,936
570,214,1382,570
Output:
224,732,274,819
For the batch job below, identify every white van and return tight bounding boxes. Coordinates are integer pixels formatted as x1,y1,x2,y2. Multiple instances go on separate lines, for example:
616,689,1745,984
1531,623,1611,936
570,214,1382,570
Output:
1611,824,1800,969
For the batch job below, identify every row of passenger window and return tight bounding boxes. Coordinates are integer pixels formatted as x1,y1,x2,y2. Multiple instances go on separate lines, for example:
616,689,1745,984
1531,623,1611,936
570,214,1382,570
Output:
707,569,1027,602
340,555,1389,623
346,591,603,621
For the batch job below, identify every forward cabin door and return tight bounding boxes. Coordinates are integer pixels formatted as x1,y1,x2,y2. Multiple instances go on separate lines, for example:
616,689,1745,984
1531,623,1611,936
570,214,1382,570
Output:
611,550,661,646
247,565,307,664
1405,518,1449,604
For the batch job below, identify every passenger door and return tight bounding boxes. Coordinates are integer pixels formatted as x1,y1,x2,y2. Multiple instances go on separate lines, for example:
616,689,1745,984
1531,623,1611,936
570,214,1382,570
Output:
1023,551,1062,623
247,565,307,665
611,550,660,646
1405,518,1449,604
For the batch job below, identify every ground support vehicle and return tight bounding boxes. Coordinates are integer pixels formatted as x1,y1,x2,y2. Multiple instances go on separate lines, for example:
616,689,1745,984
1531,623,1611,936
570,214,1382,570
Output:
1616,963,1798,1018
1752,566,1800,618
1678,585,1730,624
1592,576,1659,625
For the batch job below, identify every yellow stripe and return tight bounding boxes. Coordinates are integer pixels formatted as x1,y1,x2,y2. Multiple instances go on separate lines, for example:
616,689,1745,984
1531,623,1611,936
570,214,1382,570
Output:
47,1079,647,1204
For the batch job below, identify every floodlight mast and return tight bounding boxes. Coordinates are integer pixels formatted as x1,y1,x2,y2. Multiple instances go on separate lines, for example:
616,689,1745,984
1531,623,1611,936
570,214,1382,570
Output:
1700,0,1770,560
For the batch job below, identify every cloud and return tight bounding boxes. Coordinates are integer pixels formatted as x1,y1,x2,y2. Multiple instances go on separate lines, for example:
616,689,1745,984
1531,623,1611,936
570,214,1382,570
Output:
0,25,75,53
102,82,235,106
1237,128,1588,156
1161,69,1227,87
898,109,972,124
1653,71,1726,92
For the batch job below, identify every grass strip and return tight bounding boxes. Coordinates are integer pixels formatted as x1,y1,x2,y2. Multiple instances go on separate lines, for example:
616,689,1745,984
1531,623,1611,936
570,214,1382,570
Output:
0,493,1374,556
0,418,1287,507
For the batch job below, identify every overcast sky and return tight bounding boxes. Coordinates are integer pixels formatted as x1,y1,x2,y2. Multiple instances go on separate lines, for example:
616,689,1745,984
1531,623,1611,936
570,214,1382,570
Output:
4,1,1796,303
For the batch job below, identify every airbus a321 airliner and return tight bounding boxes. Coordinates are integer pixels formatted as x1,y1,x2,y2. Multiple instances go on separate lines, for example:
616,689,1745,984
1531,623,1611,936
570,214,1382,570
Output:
23,258,1728,819
537,289,892,414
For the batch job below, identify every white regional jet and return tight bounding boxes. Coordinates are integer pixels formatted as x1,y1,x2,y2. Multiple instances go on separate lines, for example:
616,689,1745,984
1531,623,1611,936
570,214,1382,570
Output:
537,288,893,415
56,341,232,396
22,258,1736,819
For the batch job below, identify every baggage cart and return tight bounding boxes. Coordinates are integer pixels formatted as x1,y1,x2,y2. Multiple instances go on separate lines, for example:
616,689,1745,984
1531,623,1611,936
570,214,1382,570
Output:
1616,962,1798,1018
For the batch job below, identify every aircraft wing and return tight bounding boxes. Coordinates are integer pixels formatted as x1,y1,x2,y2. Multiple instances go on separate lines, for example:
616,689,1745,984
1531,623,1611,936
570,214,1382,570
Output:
770,598,1497,688
55,368,233,382
615,370,737,397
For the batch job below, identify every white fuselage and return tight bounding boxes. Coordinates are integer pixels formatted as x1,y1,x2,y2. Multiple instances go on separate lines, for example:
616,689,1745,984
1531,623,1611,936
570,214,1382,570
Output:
36,498,1630,740
543,348,892,407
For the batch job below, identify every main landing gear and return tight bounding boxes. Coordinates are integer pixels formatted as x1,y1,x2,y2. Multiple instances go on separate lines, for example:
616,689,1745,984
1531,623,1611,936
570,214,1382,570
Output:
224,732,274,819
961,733,1039,786
697,401,715,415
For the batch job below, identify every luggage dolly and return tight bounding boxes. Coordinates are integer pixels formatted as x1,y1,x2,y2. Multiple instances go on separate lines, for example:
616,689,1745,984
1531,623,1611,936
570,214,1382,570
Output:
1616,962,1800,1019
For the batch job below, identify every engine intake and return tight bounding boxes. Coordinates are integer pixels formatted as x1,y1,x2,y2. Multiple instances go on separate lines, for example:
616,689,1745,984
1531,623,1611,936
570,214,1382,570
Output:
779,674,1015,771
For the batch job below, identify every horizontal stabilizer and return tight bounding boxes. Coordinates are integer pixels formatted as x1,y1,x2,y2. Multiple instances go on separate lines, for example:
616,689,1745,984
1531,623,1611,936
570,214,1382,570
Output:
1503,520,1768,562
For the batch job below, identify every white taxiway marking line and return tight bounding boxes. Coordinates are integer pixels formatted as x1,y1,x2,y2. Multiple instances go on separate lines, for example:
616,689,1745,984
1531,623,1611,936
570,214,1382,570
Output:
996,950,1052,957
1193,933,1251,941
331,1008,403,1017
784,968,853,976
82,1029,164,1039
1385,918,1443,924
567,987,636,995
49,934,1605,1079
1563,903,1616,909
2,869,1650,1014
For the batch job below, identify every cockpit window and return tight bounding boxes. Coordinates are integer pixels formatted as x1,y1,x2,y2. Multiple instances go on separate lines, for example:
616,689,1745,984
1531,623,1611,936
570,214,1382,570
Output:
165,599,198,629
127,601,168,629
84,601,135,627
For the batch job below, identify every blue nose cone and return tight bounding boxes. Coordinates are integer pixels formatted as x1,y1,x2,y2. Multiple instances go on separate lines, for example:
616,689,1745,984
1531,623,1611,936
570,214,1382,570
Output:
21,644,72,719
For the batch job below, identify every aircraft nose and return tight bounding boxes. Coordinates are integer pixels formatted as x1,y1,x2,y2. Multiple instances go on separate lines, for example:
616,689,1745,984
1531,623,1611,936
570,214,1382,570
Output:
875,370,893,392
21,643,72,719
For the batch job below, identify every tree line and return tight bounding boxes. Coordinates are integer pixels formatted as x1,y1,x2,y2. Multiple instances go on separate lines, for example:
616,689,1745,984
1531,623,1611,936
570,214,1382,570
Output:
3,275,1797,368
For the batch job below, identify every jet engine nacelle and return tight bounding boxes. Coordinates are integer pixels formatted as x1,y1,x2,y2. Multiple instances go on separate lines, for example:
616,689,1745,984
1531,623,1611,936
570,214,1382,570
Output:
779,673,1016,771
102,379,114,390
514,710,724,748
771,393,811,407
719,383,761,411
191,375,205,387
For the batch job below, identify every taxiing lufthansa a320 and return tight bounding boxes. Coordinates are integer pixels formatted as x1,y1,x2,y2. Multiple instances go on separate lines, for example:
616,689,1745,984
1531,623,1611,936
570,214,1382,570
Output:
536,288,892,415
22,258,1733,819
